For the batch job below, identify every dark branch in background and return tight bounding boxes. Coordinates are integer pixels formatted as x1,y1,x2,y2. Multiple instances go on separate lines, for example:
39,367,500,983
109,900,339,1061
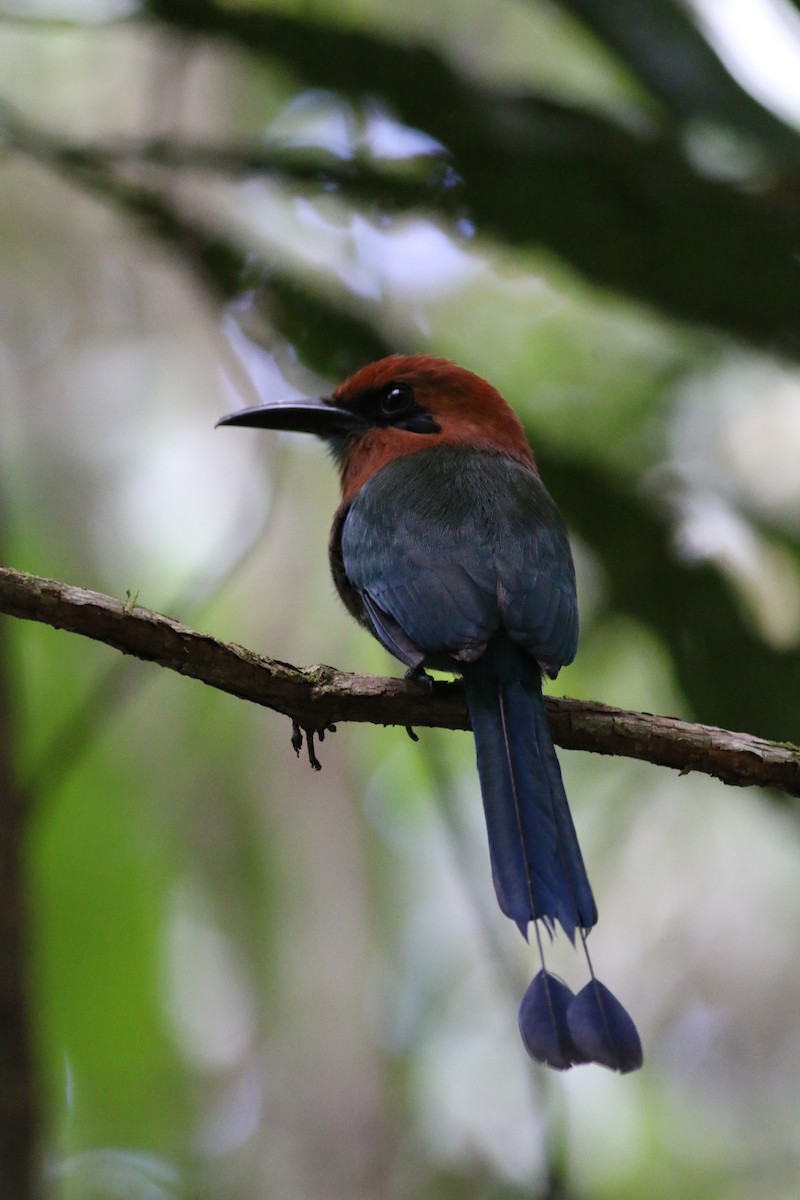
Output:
0,568,36,1195
143,0,800,355
7,0,800,355
552,0,800,162
1,566,798,797
0,97,398,377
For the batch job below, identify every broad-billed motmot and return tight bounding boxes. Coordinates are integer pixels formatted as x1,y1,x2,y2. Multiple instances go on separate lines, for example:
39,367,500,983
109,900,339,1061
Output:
218,355,642,1073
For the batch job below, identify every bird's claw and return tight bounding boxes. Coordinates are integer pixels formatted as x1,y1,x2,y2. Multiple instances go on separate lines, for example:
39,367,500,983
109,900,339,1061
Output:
290,720,336,771
404,663,433,689
403,665,431,740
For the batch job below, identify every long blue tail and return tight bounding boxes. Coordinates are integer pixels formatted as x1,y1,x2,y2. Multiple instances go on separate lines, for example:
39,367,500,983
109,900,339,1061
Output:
462,637,597,941
462,636,642,1072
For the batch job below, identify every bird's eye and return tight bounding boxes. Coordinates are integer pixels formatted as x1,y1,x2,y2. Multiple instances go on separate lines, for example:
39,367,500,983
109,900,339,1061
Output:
379,383,414,418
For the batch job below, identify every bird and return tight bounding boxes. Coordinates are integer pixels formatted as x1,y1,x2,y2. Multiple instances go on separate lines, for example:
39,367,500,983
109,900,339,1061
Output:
218,354,642,1073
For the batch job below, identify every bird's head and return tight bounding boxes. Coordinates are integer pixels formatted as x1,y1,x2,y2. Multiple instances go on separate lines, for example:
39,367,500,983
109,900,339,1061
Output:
218,355,536,500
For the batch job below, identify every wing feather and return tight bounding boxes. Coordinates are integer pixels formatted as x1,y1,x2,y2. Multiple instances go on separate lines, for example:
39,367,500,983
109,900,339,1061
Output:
340,447,577,668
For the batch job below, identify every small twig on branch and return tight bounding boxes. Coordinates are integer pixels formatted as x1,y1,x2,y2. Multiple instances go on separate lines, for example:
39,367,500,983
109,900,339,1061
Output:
1,565,798,797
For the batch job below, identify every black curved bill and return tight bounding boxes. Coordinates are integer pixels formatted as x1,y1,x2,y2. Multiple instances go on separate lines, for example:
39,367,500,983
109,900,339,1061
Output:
216,399,364,437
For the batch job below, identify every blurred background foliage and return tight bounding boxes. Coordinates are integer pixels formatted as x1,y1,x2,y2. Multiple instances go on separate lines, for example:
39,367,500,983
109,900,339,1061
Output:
2,0,800,1197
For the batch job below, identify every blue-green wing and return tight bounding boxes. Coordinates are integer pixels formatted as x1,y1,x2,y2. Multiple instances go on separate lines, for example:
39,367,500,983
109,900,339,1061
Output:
340,446,577,669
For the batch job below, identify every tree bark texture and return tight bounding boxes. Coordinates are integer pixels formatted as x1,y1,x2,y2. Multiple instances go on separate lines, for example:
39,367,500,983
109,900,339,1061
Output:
0,566,797,797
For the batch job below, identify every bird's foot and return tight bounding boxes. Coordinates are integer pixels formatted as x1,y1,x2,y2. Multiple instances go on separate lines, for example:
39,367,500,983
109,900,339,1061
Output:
403,664,432,741
404,663,433,689
291,720,337,771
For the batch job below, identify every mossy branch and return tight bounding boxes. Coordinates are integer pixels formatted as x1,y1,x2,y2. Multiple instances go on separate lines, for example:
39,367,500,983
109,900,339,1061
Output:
1,565,798,795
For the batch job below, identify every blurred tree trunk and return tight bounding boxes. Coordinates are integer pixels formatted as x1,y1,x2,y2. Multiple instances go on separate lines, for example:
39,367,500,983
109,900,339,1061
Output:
0,499,36,1200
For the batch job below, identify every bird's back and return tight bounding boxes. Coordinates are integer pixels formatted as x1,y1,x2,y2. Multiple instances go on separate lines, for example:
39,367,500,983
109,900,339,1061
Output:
332,443,578,673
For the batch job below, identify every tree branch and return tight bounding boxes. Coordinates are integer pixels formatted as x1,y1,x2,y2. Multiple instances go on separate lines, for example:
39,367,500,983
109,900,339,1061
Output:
1,565,798,796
